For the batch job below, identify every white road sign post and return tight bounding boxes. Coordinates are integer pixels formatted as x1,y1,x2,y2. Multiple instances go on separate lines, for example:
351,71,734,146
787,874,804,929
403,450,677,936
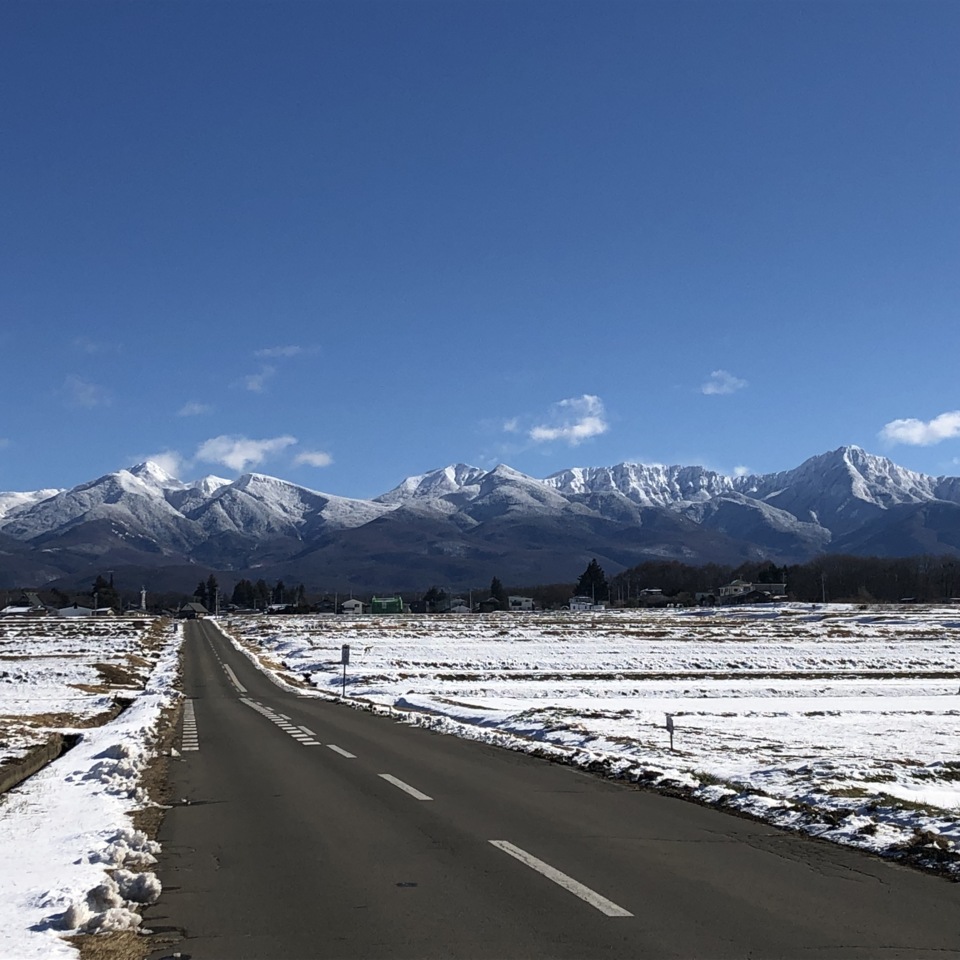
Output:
341,644,350,698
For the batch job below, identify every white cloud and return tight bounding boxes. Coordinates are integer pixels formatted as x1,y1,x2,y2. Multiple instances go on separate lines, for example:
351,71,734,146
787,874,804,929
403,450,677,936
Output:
880,411,960,446
255,345,303,359
733,465,751,478
701,370,747,396
63,375,110,408
178,401,212,417
243,365,277,393
293,450,334,468
142,450,186,477
529,395,609,446
502,418,520,434
195,434,297,472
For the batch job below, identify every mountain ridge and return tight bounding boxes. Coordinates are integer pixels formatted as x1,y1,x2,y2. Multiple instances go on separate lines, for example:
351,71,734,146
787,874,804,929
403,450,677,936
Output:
2,446,959,591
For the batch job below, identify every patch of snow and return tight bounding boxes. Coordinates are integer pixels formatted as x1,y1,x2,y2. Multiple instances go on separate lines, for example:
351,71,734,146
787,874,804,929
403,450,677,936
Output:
0,621,182,956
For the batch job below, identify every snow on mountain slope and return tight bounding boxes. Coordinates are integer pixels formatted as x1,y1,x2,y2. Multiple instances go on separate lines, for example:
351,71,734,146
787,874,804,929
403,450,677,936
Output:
734,446,945,532
461,465,594,523
0,468,195,544
679,493,832,554
544,462,735,507
187,473,391,537
0,488,62,521
126,460,185,492
375,464,487,510
164,474,232,512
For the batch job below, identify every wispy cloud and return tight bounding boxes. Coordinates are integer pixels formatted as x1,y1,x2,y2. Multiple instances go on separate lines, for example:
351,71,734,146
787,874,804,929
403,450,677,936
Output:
195,434,297,472
73,337,120,355
255,345,303,359
502,417,520,434
701,370,747,396
529,395,609,446
293,450,334,468
63,375,111,408
141,450,186,477
733,465,751,478
242,365,277,393
880,411,960,446
177,401,212,417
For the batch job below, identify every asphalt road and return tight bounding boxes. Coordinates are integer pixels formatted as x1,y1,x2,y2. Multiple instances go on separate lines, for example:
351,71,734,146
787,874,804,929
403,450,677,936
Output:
145,619,960,959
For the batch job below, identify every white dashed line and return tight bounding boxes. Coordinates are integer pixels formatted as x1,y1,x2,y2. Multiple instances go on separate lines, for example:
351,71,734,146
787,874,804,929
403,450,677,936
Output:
238,698,322,746
181,699,199,752
327,744,356,758
223,664,247,693
378,774,432,800
489,841,633,917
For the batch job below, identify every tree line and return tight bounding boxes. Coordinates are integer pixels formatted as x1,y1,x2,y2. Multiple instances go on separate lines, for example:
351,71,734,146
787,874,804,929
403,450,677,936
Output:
20,553,960,615
605,554,960,604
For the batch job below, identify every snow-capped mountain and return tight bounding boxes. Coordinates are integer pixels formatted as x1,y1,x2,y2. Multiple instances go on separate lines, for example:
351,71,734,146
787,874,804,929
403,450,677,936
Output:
544,462,736,507
376,463,487,509
1,446,959,591
0,487,62,521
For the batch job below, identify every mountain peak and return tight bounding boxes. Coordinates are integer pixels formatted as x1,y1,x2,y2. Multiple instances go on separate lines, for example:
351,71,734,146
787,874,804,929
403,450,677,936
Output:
127,460,182,489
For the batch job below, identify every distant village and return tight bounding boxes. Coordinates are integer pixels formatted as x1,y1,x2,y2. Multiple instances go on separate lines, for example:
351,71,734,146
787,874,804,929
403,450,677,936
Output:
0,577,789,619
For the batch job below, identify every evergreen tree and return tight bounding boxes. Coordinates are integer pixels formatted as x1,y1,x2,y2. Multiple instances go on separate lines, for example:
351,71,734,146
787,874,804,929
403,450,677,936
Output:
272,580,286,604
91,574,120,611
231,579,255,607
254,579,270,609
576,559,609,602
194,579,208,607
490,577,507,606
206,574,219,610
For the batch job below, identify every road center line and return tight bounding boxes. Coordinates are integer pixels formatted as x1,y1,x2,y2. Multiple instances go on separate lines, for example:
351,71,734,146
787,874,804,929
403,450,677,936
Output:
378,774,432,800
222,664,247,693
489,841,633,917
326,744,356,758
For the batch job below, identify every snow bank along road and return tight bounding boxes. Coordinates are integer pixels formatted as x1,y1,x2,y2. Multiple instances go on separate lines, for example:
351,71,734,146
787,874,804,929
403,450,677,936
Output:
146,620,960,960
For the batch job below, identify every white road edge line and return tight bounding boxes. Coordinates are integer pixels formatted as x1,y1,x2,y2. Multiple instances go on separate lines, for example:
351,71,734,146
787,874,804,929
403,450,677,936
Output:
326,744,356,759
489,841,633,918
223,664,247,693
378,774,432,800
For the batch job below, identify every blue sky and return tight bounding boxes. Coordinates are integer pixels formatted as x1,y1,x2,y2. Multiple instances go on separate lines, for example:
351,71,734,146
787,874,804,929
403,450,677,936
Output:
2,0,959,498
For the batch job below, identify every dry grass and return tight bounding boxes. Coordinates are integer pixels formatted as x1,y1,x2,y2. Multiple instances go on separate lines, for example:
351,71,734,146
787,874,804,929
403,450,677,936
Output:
65,931,150,960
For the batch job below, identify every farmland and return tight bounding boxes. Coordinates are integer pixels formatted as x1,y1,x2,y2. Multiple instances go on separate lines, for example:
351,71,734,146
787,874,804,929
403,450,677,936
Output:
222,604,960,876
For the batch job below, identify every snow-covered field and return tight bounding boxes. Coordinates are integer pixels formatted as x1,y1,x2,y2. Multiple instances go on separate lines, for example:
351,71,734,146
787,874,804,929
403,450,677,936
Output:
0,617,182,959
224,604,960,878
0,616,169,765
1,605,956,957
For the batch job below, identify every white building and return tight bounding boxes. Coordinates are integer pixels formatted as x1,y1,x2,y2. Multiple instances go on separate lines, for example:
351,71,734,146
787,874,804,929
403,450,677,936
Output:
507,595,535,612
568,595,606,612
58,605,94,618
